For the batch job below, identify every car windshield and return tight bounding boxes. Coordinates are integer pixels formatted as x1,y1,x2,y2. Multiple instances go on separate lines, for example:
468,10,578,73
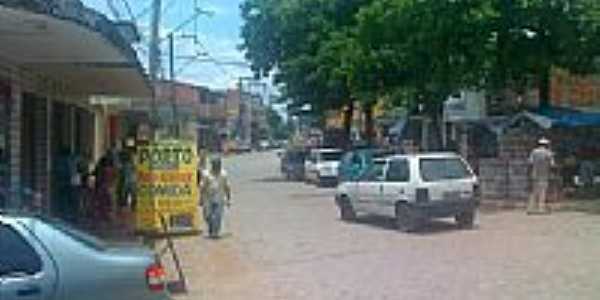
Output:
420,158,472,182
321,152,343,161
39,217,108,251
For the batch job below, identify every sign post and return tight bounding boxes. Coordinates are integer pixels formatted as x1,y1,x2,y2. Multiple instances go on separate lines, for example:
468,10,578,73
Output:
135,140,201,236
134,139,200,294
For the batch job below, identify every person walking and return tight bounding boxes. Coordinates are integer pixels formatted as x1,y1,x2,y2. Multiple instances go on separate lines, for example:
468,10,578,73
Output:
200,157,231,239
528,137,555,214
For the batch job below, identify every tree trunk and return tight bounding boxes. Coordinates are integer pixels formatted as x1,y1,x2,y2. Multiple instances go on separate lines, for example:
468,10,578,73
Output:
538,66,551,109
364,104,375,146
342,101,354,150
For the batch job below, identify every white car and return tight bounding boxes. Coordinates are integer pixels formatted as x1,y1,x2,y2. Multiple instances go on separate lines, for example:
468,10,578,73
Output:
305,148,344,187
335,153,480,232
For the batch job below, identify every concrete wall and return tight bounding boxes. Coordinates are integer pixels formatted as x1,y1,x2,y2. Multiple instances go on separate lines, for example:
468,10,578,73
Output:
8,75,21,208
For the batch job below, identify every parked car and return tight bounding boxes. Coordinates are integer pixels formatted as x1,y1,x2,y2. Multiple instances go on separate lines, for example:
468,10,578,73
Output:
335,152,480,232
305,148,344,187
281,149,307,181
338,148,396,183
0,212,170,300
258,140,270,151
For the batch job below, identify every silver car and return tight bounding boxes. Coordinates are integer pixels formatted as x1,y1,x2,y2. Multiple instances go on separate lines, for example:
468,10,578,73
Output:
0,212,170,300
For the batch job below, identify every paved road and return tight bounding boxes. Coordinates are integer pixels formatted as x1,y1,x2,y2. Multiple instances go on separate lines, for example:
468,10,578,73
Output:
170,152,600,300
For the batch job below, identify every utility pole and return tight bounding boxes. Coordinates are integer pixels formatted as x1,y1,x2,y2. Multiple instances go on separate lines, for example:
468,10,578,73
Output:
149,0,162,126
149,0,161,81
164,7,213,137
168,32,180,137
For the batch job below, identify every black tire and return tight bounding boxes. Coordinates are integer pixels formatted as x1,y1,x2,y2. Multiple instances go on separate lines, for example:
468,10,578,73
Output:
339,197,356,221
395,203,422,233
455,210,475,229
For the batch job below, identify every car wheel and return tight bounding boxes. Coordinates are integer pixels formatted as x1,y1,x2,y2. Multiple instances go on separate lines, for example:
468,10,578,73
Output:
339,197,356,221
456,210,475,229
395,203,421,233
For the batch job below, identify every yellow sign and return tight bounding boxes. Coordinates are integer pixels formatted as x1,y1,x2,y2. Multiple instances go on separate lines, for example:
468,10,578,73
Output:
135,140,201,236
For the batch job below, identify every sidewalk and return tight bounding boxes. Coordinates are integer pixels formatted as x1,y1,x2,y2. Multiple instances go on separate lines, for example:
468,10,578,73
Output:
480,197,600,214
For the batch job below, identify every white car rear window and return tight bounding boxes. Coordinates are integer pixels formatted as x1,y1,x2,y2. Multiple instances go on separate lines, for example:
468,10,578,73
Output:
420,158,472,182
321,152,343,161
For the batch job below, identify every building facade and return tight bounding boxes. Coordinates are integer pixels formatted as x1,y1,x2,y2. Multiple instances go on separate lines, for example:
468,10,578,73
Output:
0,1,150,213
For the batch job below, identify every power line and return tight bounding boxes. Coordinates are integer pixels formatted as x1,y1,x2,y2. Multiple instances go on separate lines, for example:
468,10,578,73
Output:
134,4,152,20
106,0,121,20
161,0,178,19
118,0,137,23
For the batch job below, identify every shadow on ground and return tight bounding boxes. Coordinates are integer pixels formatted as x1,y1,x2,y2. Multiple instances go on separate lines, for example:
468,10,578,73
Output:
556,199,600,215
350,215,472,235
252,176,289,183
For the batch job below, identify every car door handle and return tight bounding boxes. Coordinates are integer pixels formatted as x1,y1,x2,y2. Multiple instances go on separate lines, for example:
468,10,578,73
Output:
17,285,41,297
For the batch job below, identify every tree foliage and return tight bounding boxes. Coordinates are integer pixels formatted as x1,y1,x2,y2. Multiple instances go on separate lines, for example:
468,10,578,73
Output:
240,0,600,120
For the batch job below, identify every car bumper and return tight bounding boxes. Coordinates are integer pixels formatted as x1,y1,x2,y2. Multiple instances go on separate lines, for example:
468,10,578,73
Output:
411,198,479,218
318,176,338,187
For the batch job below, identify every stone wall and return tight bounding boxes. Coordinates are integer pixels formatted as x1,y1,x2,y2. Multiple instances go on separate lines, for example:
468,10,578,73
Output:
479,132,562,201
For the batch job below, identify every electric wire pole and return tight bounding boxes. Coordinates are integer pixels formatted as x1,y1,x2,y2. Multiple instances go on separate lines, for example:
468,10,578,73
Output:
149,0,162,126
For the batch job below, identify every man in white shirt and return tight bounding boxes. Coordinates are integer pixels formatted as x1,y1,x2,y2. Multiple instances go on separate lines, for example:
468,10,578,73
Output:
528,138,555,214
200,157,231,238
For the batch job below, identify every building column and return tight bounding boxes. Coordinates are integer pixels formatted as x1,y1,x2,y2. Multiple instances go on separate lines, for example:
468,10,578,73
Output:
70,105,76,151
94,107,107,162
421,118,429,152
8,76,21,209
33,98,50,213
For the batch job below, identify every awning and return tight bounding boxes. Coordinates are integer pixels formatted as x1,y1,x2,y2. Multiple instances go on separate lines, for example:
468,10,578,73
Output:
537,107,600,128
0,4,151,98
506,112,553,130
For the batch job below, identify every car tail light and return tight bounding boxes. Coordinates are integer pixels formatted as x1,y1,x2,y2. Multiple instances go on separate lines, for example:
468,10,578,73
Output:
146,263,166,292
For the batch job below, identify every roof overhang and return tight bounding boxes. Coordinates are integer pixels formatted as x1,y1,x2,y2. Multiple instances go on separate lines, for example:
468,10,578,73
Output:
0,4,151,98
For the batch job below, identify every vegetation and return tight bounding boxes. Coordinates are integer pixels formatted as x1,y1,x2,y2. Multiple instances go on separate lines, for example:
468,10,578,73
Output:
240,0,600,144
266,106,291,141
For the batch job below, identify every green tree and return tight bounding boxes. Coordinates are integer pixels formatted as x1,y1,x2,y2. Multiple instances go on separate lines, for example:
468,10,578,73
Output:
241,0,377,147
241,0,600,148
266,107,290,140
489,0,600,108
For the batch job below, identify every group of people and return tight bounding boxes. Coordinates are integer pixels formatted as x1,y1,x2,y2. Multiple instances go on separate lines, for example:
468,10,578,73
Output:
54,142,233,238
54,145,137,227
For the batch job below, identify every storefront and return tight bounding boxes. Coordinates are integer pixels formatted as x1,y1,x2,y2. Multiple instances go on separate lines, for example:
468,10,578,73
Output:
0,2,151,213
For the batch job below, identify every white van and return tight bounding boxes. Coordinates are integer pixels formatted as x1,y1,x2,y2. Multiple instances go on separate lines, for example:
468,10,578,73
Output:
335,153,480,232
305,148,344,187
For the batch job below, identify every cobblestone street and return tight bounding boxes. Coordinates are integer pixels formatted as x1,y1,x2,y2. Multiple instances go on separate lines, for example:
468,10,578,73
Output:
169,152,600,300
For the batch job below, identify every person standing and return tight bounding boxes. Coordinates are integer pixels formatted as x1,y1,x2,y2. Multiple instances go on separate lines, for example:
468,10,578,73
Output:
200,157,231,239
93,153,117,226
528,138,555,214
118,148,137,211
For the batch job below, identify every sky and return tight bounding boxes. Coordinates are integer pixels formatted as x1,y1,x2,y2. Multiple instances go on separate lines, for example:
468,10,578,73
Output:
81,0,254,90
